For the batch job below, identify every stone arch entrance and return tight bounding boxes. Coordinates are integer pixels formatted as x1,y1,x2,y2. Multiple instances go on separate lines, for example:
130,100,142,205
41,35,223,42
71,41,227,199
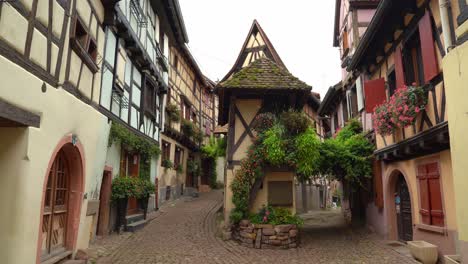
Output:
37,135,85,263
385,170,413,242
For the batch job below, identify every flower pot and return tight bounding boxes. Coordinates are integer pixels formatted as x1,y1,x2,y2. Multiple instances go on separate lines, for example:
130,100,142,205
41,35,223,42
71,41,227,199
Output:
407,241,438,264
139,196,149,219
116,198,128,232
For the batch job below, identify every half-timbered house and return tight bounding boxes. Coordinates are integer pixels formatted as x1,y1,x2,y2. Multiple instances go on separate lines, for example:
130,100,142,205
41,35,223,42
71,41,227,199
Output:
0,0,110,263
347,0,462,259
217,20,313,223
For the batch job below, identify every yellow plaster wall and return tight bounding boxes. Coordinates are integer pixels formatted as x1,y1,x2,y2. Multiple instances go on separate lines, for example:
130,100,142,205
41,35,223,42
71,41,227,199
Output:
158,135,187,188
251,171,296,214
0,55,110,263
443,39,468,242
383,150,456,230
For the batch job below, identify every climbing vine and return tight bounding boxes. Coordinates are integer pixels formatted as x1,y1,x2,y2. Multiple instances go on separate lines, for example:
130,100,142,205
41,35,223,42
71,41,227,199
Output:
108,122,161,180
230,112,374,223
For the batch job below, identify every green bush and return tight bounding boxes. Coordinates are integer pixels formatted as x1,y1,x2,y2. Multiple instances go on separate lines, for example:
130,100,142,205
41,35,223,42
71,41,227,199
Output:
280,110,310,136
294,127,320,177
201,136,226,158
229,209,244,224
263,124,286,166
111,176,137,201
135,178,155,199
248,205,304,227
175,164,183,174
181,119,195,137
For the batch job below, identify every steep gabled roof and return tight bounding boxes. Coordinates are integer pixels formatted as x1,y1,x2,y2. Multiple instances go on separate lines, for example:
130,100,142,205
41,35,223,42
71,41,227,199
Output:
218,58,311,91
221,20,287,82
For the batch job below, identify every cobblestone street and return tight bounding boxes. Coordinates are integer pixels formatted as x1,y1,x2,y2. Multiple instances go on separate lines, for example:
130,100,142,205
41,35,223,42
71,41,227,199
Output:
89,191,417,264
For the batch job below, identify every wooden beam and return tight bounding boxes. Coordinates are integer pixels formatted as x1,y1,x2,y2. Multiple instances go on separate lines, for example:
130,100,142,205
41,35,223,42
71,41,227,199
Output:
0,99,40,128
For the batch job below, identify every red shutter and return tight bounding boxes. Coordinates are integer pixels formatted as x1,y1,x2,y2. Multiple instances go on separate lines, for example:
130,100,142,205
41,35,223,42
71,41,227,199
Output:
395,46,406,89
373,160,384,209
364,78,386,113
426,162,444,226
417,164,431,225
419,11,438,83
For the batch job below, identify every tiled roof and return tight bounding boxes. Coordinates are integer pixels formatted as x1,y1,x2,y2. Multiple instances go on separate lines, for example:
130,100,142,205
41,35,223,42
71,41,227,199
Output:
218,58,311,90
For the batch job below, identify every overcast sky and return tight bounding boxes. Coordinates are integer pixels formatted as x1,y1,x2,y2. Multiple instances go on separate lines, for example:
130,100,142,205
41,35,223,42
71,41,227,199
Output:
178,0,342,97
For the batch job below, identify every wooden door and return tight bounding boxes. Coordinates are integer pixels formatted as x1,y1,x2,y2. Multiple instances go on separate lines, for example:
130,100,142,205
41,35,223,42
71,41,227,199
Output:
41,150,69,258
127,153,140,215
97,170,112,236
396,175,413,242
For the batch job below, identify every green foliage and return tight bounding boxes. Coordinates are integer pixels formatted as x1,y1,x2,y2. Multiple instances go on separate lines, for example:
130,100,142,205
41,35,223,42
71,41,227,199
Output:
187,159,201,176
317,120,375,186
249,205,303,227
181,119,195,137
252,112,276,134
263,124,286,166
111,176,137,201
166,103,181,123
108,123,161,181
135,178,155,198
108,123,161,159
192,126,204,144
161,159,173,169
208,159,217,189
175,164,183,174
229,209,244,224
280,109,310,136
201,136,226,159
293,127,320,178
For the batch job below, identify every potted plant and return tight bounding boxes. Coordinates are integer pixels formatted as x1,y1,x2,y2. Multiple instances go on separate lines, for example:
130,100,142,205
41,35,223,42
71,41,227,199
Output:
166,103,180,124
161,159,173,169
135,178,155,219
111,176,137,232
175,164,183,174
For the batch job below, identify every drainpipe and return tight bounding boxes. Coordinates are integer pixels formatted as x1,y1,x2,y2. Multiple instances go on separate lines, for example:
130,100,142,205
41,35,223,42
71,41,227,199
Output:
161,93,167,132
439,0,453,53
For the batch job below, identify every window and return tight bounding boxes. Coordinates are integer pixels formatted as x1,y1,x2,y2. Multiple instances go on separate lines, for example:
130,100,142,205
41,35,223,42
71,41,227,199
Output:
144,80,156,117
204,119,211,136
417,162,444,227
161,141,171,164
70,15,98,73
173,55,178,70
174,146,183,168
341,28,349,58
403,30,425,86
191,112,197,125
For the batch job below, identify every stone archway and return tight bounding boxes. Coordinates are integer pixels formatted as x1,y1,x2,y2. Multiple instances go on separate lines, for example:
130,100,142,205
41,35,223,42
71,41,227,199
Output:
385,169,414,242
36,135,85,263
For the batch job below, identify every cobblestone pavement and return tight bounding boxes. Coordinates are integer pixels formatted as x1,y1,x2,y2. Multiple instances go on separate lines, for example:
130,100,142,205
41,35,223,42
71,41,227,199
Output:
90,191,418,264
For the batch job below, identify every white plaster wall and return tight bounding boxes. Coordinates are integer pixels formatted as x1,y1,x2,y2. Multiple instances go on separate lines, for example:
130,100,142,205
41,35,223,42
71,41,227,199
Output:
0,54,109,263
216,157,225,184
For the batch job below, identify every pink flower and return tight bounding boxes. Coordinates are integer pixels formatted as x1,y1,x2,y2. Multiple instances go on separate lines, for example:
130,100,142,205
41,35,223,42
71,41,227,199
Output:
263,216,268,223
415,107,420,113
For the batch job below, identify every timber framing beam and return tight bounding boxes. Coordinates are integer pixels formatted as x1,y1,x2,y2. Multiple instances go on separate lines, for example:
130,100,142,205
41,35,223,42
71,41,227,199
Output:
0,99,40,128
375,121,449,162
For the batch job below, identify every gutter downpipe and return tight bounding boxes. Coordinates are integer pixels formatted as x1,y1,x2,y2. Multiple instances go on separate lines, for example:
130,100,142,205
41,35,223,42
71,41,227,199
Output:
439,0,453,53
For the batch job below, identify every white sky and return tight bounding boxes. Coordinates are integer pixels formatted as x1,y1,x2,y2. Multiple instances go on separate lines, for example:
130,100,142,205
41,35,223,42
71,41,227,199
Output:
178,0,342,98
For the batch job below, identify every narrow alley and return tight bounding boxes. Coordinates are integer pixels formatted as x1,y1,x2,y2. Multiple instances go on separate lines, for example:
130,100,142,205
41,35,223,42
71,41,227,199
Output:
89,191,417,264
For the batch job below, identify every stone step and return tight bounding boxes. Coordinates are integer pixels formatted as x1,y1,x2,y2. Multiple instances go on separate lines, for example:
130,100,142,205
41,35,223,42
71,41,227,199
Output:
126,213,144,224
125,219,147,232
42,250,72,264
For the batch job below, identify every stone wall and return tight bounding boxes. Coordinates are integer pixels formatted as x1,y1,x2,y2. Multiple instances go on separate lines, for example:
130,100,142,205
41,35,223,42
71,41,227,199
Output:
232,220,299,249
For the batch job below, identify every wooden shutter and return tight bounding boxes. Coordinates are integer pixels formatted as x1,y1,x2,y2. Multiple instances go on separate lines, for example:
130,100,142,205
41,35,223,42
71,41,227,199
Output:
419,11,438,84
395,46,406,89
373,160,384,209
120,149,127,177
426,162,444,226
417,164,431,225
364,78,386,113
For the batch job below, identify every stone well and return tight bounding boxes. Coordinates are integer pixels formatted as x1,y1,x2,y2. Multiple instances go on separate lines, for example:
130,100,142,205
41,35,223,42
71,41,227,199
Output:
232,220,299,249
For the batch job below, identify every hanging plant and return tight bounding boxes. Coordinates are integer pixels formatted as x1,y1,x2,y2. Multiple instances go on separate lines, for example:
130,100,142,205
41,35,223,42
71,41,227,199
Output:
372,85,427,135
166,103,181,123
252,112,276,134
161,159,173,169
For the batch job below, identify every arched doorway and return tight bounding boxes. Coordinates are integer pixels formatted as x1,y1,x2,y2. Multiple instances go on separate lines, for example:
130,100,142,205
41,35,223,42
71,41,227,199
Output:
38,137,84,263
394,173,413,242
